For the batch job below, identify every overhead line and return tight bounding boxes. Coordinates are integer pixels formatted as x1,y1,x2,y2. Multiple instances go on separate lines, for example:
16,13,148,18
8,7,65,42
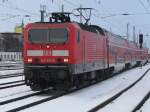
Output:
63,0,79,7
138,0,150,13
97,0,111,14
95,0,124,31
50,0,125,36
0,3,39,16
63,0,123,34
100,12,150,19
1,14,20,21
93,13,123,33
146,0,150,8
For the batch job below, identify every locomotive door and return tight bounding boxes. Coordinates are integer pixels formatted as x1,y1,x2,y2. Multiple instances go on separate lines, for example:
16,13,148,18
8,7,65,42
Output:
82,36,86,71
106,35,110,69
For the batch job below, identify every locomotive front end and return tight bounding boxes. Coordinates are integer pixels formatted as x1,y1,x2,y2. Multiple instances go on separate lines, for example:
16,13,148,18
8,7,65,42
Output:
24,23,75,91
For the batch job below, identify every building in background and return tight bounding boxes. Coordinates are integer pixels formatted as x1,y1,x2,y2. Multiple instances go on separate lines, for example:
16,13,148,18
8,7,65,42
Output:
0,33,23,61
14,21,24,34
15,26,23,34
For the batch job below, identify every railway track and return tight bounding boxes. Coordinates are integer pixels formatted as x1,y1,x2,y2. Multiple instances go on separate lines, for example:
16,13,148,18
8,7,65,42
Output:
1,67,141,112
0,73,23,79
88,68,150,112
132,91,150,112
0,65,149,112
1,75,112,112
0,62,23,71
0,90,48,105
0,65,19,68
0,68,23,71
0,74,25,90
0,63,23,67
0,90,57,112
0,82,25,90
0,87,32,99
4,86,90,112
131,84,150,112
0,80,24,86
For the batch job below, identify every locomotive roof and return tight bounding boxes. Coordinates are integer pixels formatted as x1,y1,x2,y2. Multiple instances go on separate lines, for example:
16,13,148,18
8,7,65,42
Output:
77,23,105,35
33,22,105,35
30,22,139,46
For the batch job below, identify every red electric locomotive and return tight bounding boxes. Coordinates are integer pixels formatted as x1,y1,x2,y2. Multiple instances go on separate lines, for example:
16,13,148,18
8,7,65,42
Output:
24,12,148,91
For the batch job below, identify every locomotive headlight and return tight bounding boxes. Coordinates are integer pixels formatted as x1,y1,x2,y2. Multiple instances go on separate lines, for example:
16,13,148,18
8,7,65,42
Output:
64,58,68,63
28,58,33,63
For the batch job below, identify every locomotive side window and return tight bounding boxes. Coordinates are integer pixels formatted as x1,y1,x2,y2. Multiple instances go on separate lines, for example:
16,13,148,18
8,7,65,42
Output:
77,30,80,43
28,28,68,44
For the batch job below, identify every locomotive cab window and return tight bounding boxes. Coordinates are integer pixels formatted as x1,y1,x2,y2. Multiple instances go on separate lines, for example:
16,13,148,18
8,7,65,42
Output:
28,29,49,43
49,28,68,43
28,28,68,44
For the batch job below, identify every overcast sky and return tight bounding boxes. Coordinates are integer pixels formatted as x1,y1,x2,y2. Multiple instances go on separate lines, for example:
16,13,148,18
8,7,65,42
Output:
0,0,150,47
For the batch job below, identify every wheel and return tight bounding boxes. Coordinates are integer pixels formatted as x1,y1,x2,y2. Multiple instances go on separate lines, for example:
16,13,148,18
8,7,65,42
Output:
30,83,42,91
73,76,80,88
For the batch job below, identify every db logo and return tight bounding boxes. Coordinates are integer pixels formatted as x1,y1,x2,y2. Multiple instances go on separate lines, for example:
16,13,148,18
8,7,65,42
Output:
43,50,52,56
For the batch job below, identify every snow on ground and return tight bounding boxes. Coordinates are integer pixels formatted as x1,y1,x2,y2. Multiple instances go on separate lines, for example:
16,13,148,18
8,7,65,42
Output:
0,61,23,75
0,76,24,84
0,85,30,99
0,69,23,76
0,86,33,104
140,95,150,112
0,61,23,64
98,68,150,112
21,64,150,112
0,94,51,112
0,85,49,112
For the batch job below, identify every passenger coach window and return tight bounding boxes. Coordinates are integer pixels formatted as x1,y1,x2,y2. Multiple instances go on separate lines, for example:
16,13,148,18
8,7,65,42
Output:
77,30,80,43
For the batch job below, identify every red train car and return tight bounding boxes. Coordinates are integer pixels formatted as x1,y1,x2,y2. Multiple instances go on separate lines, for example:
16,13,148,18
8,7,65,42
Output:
24,13,148,91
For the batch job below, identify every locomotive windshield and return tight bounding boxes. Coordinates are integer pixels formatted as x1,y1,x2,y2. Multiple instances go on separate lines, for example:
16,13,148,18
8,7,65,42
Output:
28,28,68,43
